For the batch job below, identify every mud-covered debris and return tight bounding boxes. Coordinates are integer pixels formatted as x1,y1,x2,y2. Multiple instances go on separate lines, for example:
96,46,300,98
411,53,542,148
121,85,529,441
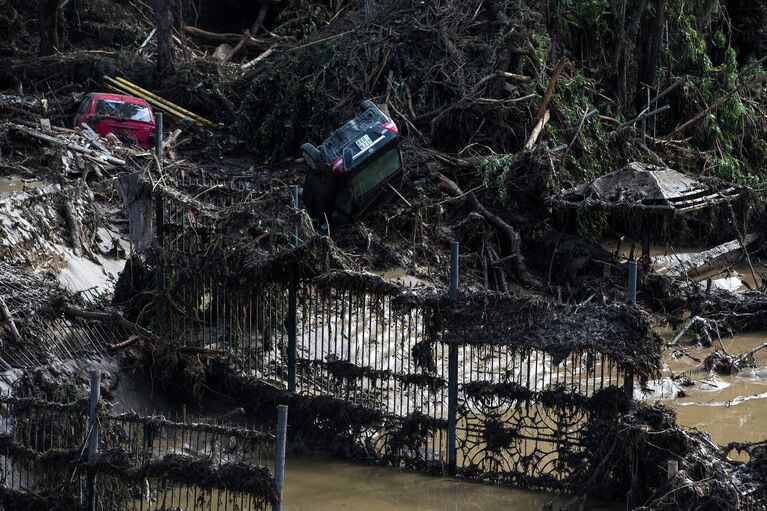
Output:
438,293,662,379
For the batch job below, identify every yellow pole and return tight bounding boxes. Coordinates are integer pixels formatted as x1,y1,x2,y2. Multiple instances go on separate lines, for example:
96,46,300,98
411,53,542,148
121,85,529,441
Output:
104,77,213,127
104,84,195,123
106,76,217,128
110,76,213,127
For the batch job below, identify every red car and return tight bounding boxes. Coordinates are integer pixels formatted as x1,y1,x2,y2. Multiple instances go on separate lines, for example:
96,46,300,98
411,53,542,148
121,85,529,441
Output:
74,93,156,148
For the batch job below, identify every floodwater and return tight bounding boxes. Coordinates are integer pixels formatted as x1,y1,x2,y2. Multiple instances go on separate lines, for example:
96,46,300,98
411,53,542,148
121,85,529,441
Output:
283,454,589,511
0,175,43,198
651,329,767,448
375,266,431,287
602,237,762,291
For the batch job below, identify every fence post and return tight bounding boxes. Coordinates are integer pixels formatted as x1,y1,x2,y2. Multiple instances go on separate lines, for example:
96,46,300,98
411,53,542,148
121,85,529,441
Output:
627,260,637,303
154,193,165,323
86,370,100,511
624,368,634,404
287,186,299,392
273,405,288,511
154,114,166,327
290,185,301,248
155,112,163,159
447,242,459,476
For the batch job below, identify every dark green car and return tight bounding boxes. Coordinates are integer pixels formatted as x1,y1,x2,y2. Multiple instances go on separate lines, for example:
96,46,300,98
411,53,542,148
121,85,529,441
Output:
301,100,404,225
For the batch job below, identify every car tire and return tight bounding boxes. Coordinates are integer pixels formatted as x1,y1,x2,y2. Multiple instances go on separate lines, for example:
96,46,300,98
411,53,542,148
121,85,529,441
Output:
301,143,322,171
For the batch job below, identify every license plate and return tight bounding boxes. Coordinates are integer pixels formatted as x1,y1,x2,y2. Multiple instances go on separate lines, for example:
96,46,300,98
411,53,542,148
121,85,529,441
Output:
355,134,373,151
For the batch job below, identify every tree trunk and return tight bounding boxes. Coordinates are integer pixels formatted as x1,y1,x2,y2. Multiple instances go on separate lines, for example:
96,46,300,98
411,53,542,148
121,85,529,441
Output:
38,0,58,57
612,0,648,107
153,0,175,77
636,0,666,113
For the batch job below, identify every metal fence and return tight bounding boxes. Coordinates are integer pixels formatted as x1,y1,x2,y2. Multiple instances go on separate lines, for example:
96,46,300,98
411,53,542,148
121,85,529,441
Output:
0,392,278,511
0,261,126,369
153,178,637,490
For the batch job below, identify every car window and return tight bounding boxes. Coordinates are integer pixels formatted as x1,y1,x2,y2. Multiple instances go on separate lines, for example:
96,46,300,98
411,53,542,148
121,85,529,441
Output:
77,96,92,114
94,99,152,122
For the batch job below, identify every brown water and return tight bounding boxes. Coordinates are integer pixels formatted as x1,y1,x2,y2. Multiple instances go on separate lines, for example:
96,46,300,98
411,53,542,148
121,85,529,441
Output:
376,266,431,287
602,237,762,291
655,329,767,447
0,176,43,198
141,454,616,511
283,455,591,511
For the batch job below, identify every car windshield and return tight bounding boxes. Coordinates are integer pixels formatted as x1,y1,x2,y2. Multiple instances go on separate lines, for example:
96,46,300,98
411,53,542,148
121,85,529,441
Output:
95,99,152,122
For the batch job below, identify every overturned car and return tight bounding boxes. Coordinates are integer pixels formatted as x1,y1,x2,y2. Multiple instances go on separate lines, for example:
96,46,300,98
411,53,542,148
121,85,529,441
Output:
301,100,404,224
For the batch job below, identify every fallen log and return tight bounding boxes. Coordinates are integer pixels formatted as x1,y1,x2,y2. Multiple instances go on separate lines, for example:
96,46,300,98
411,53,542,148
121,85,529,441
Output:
182,25,279,52
523,58,565,150
241,47,276,72
64,306,156,339
474,70,531,91
0,295,22,344
524,109,550,151
437,174,543,290
108,335,141,351
615,104,670,132
653,233,760,278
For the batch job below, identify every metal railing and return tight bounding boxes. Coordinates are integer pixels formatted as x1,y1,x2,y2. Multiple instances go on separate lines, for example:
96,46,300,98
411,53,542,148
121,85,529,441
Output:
0,383,281,511
151,175,639,491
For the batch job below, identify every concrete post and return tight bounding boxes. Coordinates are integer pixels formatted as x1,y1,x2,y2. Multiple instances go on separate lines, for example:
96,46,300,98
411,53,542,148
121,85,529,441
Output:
447,242,459,476
86,370,100,511
627,260,637,303
287,185,300,392
273,405,288,511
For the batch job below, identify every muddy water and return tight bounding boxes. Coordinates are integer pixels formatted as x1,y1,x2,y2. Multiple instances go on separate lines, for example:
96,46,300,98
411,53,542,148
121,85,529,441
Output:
0,175,43,198
375,266,431,287
652,329,767,447
283,454,579,511
602,238,762,291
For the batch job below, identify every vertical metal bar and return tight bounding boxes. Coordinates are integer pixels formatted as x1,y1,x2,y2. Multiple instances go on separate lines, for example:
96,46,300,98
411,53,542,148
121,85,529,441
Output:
86,370,100,511
627,260,638,303
447,242,459,476
273,405,288,511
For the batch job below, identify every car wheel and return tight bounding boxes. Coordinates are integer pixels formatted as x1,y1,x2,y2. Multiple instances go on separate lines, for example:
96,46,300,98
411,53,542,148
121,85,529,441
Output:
301,143,322,171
